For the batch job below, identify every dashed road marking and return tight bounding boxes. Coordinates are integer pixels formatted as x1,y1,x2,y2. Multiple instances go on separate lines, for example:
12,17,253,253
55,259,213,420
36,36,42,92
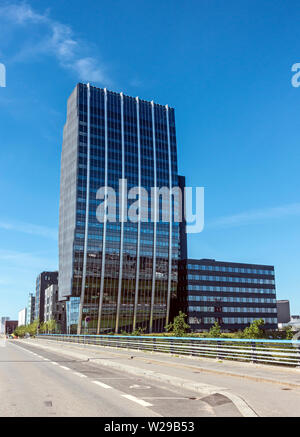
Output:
60,366,70,371
122,394,152,407
92,380,112,389
73,372,87,378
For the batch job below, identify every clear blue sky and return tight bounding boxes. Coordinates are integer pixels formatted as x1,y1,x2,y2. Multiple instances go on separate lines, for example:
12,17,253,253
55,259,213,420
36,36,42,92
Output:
0,0,299,319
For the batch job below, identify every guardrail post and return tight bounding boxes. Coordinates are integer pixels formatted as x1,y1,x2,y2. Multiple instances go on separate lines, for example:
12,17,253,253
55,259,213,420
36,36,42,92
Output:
153,337,157,352
297,343,300,368
251,341,257,364
190,339,195,357
217,340,222,360
170,338,174,354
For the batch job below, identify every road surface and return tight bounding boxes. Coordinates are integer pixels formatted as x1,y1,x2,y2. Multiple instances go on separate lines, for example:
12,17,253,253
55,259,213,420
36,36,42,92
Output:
0,337,241,417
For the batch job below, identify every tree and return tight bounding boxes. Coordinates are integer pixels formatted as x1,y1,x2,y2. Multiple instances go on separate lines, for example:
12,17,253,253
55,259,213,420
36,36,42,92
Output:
27,319,39,336
208,321,221,338
14,325,26,338
242,319,265,339
39,322,47,334
285,326,294,340
47,319,57,334
165,311,190,337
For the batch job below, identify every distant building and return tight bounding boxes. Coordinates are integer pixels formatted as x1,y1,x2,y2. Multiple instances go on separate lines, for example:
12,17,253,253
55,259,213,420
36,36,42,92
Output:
277,300,290,324
44,284,66,332
26,293,35,325
279,315,300,331
178,259,278,332
0,317,10,334
5,320,18,335
35,271,58,323
18,308,27,327
66,297,80,334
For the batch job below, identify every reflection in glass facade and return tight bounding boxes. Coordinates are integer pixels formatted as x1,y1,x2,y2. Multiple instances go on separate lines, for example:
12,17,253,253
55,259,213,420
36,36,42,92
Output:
59,83,179,334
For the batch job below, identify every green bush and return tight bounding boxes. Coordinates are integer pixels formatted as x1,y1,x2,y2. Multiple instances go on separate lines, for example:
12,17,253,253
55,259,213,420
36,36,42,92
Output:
208,321,221,338
165,311,190,337
131,327,145,336
242,319,265,339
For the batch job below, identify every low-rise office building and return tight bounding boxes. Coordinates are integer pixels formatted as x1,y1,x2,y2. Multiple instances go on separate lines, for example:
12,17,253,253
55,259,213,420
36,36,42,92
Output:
5,320,18,335
44,284,66,332
277,300,290,324
178,259,278,332
35,271,58,323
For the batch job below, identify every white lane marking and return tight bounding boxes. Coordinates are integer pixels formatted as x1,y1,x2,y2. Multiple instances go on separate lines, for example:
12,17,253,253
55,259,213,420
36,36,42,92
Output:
92,380,112,389
122,394,153,407
51,362,59,366
73,372,87,378
60,366,70,371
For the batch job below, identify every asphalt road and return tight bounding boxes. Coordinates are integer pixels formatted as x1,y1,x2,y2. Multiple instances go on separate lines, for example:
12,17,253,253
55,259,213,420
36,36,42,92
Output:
0,337,241,417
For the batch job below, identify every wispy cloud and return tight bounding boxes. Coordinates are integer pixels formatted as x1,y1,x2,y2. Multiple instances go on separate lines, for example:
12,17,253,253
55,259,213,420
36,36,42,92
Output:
209,202,300,229
0,249,57,269
0,219,57,240
0,2,110,84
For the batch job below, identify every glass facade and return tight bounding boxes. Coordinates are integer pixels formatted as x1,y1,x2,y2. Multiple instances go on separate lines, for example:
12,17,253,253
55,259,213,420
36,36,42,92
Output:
178,259,278,331
26,293,35,325
59,84,179,334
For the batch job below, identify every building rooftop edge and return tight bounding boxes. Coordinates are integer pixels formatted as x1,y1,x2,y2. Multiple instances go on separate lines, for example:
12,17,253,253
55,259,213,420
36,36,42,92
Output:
76,83,175,110
181,258,274,268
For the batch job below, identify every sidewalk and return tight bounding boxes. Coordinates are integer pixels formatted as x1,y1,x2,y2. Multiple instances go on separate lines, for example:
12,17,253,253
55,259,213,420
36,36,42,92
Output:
31,337,300,388
19,337,300,417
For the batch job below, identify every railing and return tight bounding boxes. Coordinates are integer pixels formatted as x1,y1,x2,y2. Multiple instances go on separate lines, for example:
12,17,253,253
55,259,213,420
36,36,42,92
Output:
38,334,300,367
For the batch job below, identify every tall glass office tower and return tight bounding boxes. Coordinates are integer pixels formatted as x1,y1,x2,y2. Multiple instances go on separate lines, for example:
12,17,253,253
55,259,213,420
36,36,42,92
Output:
59,83,179,334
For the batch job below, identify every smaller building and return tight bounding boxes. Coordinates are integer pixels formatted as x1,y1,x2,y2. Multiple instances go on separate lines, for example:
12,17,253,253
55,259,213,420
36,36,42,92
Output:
277,300,290,324
178,258,278,332
0,317,10,334
18,308,27,327
44,285,66,332
26,293,35,325
35,271,58,323
5,320,18,335
279,315,300,332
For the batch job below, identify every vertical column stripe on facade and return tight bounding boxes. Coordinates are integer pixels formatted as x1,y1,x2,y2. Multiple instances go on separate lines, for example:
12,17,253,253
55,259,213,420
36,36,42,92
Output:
149,101,157,332
165,105,173,326
77,83,91,334
133,97,142,331
97,88,108,334
115,92,125,333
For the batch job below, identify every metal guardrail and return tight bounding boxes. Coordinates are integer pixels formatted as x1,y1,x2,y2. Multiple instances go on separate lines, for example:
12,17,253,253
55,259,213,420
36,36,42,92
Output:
38,334,300,367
